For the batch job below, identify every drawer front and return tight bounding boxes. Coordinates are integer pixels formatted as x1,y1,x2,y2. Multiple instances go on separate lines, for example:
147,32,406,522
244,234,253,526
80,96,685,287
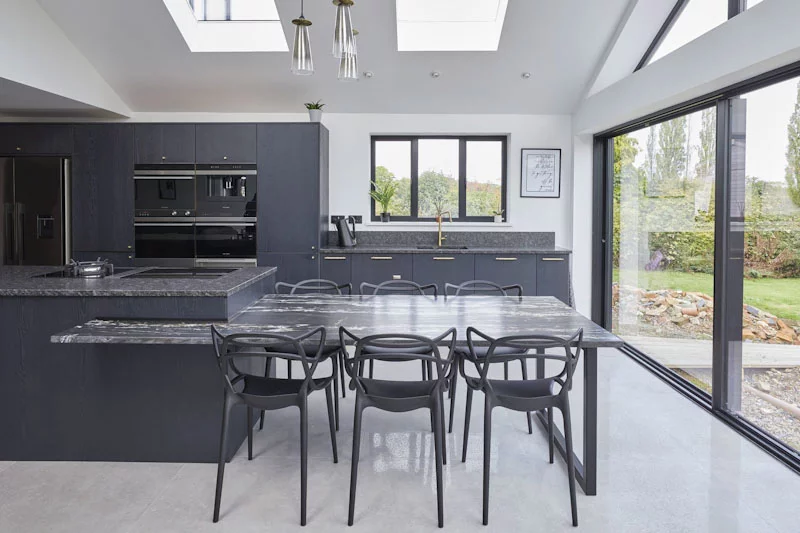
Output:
72,251,135,267
320,254,352,288
412,254,474,295
257,253,319,285
536,254,571,304
351,254,413,289
474,254,537,296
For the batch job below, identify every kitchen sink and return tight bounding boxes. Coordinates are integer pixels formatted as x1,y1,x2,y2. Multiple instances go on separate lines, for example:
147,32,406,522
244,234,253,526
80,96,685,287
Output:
416,245,469,250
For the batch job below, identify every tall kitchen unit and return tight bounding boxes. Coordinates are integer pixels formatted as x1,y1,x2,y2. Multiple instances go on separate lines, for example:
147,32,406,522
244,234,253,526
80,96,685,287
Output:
256,124,329,284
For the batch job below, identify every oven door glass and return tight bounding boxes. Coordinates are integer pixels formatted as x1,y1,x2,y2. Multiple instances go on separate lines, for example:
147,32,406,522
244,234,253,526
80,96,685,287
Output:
195,223,256,259
134,223,195,258
134,177,195,212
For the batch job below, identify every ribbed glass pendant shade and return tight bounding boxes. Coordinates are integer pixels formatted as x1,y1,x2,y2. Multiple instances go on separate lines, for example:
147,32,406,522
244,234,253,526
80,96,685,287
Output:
332,2,355,58
291,17,314,76
337,52,359,81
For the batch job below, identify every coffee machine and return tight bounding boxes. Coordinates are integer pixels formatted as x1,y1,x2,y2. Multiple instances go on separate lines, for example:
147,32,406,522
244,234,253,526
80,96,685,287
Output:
335,216,357,248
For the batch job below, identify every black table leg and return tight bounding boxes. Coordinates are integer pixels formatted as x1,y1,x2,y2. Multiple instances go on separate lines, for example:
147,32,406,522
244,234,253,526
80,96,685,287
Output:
582,347,597,495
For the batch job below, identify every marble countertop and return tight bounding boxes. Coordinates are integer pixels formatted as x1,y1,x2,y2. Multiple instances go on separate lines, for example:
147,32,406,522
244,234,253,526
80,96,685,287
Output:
0,266,277,297
52,294,622,348
319,246,572,255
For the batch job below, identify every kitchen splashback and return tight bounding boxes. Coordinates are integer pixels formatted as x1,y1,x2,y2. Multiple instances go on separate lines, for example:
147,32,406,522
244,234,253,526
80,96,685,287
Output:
325,231,555,248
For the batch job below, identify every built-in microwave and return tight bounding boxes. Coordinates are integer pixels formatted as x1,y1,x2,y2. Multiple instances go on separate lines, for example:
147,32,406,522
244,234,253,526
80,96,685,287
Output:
195,164,257,218
134,164,196,216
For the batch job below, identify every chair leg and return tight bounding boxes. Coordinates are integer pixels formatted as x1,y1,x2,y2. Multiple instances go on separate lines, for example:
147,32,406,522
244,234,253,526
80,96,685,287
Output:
548,407,555,464
503,361,509,380
300,399,308,526
288,360,292,379
369,359,374,379
325,385,339,464
247,407,254,461
332,355,341,431
432,398,445,528
482,397,493,526
260,358,272,431
259,411,265,431
562,401,578,527
520,360,532,435
348,398,364,527
421,360,427,380
439,390,447,466
339,350,347,399
212,398,231,523
462,387,473,463
448,372,458,434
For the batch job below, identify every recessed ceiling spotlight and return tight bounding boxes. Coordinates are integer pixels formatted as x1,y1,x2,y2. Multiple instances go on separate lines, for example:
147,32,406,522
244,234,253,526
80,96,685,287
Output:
364,71,374,78
521,72,532,79
430,71,441,79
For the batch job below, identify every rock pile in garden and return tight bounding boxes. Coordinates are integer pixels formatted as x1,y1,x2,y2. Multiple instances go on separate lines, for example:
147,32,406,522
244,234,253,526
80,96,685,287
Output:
613,284,800,345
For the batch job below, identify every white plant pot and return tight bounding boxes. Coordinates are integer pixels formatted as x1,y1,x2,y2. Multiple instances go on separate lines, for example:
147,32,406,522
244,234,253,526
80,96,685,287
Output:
494,215,503,223
308,109,322,123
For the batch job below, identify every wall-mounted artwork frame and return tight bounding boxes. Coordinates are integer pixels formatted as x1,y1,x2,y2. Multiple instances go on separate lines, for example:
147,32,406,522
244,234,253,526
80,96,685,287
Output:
521,148,561,198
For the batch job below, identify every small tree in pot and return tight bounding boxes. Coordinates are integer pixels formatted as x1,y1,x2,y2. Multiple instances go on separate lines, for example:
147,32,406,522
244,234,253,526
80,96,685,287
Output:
370,179,397,222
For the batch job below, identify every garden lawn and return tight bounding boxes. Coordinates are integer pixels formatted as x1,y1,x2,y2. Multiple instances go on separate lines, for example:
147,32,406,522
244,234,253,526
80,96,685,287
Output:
614,270,800,321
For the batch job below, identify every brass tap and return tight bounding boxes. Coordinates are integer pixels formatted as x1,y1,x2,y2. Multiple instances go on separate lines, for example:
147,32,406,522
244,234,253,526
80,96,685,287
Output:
437,211,452,247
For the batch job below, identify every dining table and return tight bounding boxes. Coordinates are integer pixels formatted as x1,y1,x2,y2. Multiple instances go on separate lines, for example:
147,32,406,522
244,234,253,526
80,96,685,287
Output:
53,293,623,493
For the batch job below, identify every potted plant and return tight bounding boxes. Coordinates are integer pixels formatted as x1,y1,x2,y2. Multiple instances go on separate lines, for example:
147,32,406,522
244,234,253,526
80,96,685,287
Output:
369,179,397,222
304,100,325,122
492,209,504,223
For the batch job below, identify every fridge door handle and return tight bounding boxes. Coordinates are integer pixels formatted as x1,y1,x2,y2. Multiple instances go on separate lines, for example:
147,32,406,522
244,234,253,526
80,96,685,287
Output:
5,208,14,263
16,204,24,263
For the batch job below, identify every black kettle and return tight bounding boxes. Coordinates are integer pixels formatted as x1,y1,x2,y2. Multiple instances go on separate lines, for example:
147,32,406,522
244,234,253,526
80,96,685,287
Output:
335,216,357,248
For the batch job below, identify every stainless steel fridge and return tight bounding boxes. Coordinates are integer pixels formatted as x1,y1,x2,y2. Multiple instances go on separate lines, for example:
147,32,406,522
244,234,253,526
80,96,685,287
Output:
0,157,70,266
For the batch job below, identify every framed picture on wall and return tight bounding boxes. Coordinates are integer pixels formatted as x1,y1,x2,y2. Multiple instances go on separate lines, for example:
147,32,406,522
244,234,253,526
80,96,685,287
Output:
521,148,561,198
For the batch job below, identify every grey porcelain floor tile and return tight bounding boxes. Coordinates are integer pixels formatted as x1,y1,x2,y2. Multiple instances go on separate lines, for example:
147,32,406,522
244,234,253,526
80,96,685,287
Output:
0,462,15,476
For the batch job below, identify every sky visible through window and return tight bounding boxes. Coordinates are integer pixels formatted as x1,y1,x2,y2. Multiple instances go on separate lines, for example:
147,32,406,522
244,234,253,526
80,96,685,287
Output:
188,0,278,21
649,0,727,64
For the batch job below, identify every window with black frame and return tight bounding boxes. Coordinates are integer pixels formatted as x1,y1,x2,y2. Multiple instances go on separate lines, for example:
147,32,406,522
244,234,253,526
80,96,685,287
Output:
370,136,507,222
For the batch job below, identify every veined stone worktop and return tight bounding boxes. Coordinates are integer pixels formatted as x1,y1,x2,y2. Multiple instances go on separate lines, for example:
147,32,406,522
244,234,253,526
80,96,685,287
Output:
319,246,572,255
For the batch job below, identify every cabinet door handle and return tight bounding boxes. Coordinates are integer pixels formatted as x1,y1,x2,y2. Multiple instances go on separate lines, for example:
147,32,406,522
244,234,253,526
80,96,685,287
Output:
370,256,393,260
495,257,518,261
541,257,565,261
433,257,455,261
324,256,347,260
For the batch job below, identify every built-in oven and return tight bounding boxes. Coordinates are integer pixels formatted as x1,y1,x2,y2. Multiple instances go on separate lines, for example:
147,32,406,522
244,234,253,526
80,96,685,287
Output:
195,164,257,218
133,218,196,267
134,164,196,216
194,218,257,268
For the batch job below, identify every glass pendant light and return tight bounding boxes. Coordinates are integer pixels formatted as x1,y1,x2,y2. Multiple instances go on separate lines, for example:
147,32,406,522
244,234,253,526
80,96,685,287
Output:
332,0,355,59
338,30,359,81
291,0,313,75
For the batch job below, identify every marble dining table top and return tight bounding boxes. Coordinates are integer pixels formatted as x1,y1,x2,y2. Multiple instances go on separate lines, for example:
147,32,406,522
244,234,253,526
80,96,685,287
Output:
51,295,624,348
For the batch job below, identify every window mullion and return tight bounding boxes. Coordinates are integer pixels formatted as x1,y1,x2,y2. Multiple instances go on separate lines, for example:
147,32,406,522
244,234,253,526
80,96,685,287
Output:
410,139,419,219
458,138,467,221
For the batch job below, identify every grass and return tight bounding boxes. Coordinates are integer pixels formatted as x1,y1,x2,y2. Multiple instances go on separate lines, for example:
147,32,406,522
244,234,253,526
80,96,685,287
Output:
614,270,800,321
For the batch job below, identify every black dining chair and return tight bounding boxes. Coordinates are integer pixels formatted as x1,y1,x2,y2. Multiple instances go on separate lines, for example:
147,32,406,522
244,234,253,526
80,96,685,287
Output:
273,279,352,429
339,326,457,528
443,280,530,434
460,327,584,527
358,280,439,380
210,325,338,527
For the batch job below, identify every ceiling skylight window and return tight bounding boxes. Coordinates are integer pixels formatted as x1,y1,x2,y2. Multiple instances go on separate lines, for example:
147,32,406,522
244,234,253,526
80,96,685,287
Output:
188,0,279,21
396,0,509,52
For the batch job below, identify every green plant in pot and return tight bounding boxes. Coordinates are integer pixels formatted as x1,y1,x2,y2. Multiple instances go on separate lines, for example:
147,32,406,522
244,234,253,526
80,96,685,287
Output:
492,208,504,223
304,100,325,123
370,179,397,222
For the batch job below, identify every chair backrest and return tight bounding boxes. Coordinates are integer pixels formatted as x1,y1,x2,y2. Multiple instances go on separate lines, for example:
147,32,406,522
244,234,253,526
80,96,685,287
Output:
275,278,352,295
444,280,523,297
339,327,457,393
359,279,438,297
464,327,584,394
210,325,327,396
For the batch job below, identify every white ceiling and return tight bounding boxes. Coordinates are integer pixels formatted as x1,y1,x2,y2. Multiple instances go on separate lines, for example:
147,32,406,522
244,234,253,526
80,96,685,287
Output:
34,0,632,114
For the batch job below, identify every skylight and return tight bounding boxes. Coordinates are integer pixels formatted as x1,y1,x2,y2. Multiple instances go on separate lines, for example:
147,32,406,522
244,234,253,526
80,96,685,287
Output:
187,0,279,22
396,0,509,52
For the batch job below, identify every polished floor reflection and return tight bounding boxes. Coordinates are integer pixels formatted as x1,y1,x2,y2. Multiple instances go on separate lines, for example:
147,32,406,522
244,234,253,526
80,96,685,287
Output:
0,351,797,532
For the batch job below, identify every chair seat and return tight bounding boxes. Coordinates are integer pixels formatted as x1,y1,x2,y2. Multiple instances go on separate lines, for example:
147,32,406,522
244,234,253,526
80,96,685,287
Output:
361,378,436,399
487,378,556,399
455,345,525,358
242,375,331,397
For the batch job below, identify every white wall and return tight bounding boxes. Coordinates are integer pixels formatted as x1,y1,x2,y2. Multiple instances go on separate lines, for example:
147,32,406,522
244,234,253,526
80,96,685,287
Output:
570,134,594,317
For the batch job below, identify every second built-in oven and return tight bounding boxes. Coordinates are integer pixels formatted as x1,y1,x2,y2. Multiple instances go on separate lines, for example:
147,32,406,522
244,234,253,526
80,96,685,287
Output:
195,218,257,267
134,218,195,267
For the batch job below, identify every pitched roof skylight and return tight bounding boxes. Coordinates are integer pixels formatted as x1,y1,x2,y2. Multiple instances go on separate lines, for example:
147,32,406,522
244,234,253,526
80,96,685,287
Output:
396,0,509,52
163,0,287,53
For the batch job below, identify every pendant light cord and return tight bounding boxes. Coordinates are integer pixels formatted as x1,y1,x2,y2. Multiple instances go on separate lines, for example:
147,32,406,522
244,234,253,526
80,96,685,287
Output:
300,0,304,18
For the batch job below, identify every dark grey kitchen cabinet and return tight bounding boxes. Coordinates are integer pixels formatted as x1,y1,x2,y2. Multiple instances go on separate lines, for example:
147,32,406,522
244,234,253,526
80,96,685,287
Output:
412,254,474,294
258,253,319,285
195,124,257,163
72,124,135,253
0,124,73,155
134,124,195,164
351,253,413,289
536,254,571,304
257,124,328,254
72,251,135,266
320,254,352,288
474,254,537,295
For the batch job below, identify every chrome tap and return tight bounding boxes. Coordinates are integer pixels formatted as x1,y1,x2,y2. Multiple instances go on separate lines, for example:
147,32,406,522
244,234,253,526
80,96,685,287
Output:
437,211,452,247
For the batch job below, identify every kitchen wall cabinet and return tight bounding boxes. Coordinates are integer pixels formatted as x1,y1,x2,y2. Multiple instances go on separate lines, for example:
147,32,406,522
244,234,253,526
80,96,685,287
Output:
474,254,537,296
320,254,352,288
72,124,135,253
351,254,413,290
257,124,328,254
535,254,570,304
134,124,195,164
258,253,319,285
0,125,73,155
412,254,475,295
195,124,257,163
72,251,135,266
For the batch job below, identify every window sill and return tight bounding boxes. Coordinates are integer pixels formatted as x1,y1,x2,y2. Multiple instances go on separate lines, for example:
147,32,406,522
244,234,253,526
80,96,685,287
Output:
363,221,512,228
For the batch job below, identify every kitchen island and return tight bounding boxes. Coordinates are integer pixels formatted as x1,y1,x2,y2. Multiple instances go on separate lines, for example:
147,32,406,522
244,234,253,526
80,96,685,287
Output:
0,266,275,462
